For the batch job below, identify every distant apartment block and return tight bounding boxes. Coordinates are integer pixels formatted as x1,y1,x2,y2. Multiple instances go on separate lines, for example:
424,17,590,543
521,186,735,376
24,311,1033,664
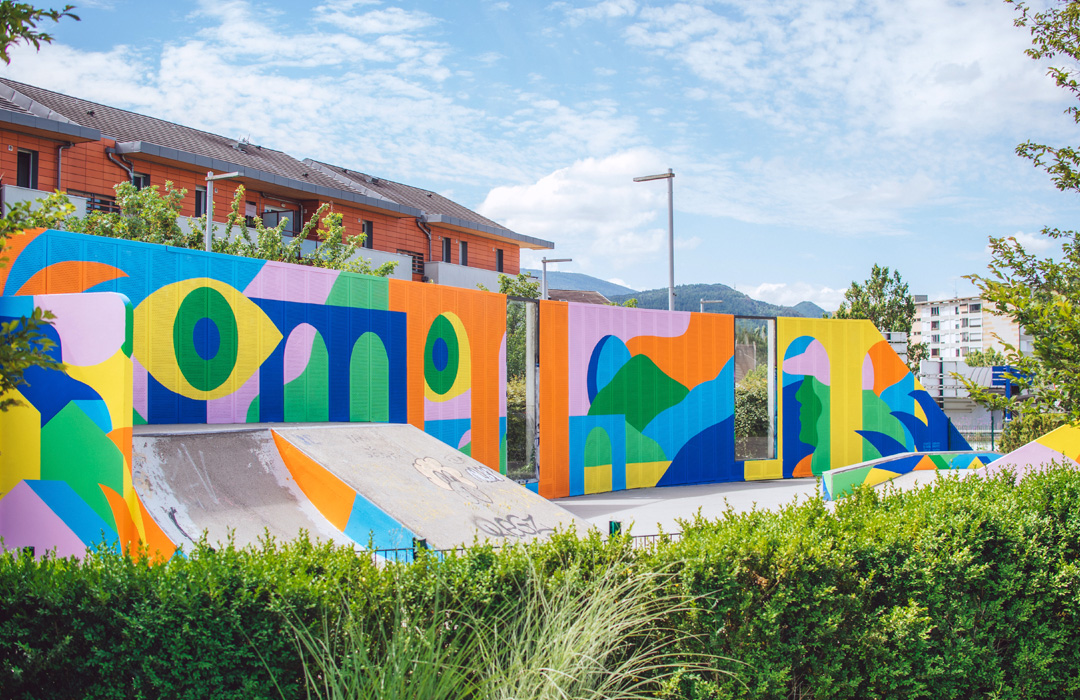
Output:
911,294,1032,360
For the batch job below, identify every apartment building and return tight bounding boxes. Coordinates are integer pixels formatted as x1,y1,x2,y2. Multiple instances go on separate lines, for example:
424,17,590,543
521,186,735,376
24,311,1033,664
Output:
911,294,1032,360
0,78,552,289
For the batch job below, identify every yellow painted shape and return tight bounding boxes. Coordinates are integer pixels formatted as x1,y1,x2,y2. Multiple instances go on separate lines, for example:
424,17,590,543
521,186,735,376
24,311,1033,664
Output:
863,467,901,488
968,457,985,470
65,349,132,433
626,461,670,489
133,278,282,401
744,458,783,481
0,389,40,495
424,311,472,402
584,464,613,495
1037,424,1080,463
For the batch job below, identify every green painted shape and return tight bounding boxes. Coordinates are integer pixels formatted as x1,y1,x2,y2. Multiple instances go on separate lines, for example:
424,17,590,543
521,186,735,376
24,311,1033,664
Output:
585,426,613,468
172,286,238,392
40,402,124,528
460,443,472,457
424,314,460,396
930,454,950,470
625,421,667,463
325,272,390,309
828,466,873,500
132,408,147,426
499,434,507,474
246,396,260,423
121,297,134,358
797,377,831,474
350,332,390,422
588,354,689,433
861,388,907,462
284,333,330,422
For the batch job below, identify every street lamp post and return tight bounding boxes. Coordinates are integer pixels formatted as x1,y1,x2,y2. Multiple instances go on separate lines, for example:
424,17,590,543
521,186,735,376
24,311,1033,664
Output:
700,299,723,313
633,168,675,311
541,257,572,300
205,171,241,252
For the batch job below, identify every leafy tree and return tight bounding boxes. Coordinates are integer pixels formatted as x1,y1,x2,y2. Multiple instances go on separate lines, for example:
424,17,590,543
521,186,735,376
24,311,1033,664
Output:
492,273,539,380
834,263,926,372
0,193,73,410
965,347,1008,368
0,1,77,64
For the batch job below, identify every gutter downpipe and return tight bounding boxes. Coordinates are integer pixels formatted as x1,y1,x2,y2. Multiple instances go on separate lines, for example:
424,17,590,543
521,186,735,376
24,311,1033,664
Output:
56,141,73,191
105,147,135,184
415,214,433,263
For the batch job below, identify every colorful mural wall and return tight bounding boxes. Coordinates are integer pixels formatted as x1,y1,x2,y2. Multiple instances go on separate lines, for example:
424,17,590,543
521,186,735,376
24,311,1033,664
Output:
0,229,506,471
538,307,968,497
0,292,174,559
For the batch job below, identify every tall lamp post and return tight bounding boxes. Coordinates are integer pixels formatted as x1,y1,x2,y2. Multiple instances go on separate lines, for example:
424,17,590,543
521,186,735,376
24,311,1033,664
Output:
633,168,675,311
205,171,241,252
700,299,723,313
541,257,572,300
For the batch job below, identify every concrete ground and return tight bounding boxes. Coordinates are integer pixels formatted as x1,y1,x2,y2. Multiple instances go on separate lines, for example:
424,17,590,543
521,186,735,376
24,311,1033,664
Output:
553,478,821,536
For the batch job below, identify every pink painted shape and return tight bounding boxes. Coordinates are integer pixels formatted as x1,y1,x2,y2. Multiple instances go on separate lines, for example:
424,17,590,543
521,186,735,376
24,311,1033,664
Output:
36,293,125,366
242,261,339,304
862,353,874,391
499,332,507,418
0,481,87,559
133,357,148,422
458,429,472,449
425,389,472,422
567,304,692,416
983,442,1080,482
283,324,318,385
782,339,830,386
207,369,260,424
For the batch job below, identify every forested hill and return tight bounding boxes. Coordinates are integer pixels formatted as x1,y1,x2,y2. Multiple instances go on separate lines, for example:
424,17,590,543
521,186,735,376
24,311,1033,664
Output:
609,283,826,318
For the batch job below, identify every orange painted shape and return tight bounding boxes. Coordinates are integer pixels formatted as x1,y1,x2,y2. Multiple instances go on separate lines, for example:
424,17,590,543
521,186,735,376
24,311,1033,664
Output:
539,300,570,499
107,427,133,470
913,455,938,471
389,278,426,430
100,483,139,554
16,260,128,295
135,493,176,562
0,227,44,293
868,340,910,396
626,313,735,389
271,430,356,530
792,454,815,478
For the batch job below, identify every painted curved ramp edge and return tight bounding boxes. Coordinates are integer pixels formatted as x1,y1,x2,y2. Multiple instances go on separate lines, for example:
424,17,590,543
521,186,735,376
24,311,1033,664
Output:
982,423,1080,481
821,450,1000,501
271,423,592,550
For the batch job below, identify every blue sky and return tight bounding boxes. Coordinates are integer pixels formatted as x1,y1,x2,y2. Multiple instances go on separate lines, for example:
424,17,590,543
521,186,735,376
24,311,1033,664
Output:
6,0,1079,309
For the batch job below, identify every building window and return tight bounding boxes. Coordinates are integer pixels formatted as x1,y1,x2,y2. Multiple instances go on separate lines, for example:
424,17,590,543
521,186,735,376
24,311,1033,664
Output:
132,172,150,190
442,237,452,262
361,220,374,249
930,320,939,330
194,186,207,217
496,248,504,273
16,148,37,189
970,303,981,312
961,317,969,328
931,348,939,357
459,241,468,267
398,249,425,275
930,307,940,316
931,334,940,343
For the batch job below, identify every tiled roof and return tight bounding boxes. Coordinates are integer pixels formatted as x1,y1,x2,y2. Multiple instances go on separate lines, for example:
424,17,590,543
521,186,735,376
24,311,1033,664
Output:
0,78,344,191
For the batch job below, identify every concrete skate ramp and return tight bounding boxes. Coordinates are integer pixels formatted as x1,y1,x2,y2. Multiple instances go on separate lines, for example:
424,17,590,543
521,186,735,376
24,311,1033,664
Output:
272,424,591,550
821,450,999,501
132,428,358,551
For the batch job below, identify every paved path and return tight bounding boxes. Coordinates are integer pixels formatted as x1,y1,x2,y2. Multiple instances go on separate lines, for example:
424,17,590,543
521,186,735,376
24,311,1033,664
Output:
553,478,820,536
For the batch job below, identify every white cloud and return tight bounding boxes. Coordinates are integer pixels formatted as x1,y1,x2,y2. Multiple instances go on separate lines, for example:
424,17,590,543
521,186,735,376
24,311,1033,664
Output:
1009,231,1056,253
559,0,639,26
742,282,846,312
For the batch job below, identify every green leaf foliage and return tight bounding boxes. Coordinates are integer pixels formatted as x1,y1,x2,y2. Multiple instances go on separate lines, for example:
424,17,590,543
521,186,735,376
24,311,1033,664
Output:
8,468,1080,698
0,1,77,65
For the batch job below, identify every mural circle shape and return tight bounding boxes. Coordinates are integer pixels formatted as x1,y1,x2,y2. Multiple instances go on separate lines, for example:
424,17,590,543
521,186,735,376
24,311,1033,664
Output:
173,286,239,392
424,314,460,396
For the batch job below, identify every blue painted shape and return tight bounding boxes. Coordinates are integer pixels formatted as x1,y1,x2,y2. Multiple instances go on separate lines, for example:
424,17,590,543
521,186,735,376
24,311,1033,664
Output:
0,295,35,316
881,454,923,476
782,375,813,479
25,480,119,551
424,418,472,450
644,359,733,460
784,335,816,360
433,337,449,371
656,416,738,487
856,430,909,459
147,372,206,424
890,411,927,450
342,492,417,550
253,298,407,424
524,481,539,493
192,317,220,361
587,335,631,403
71,399,112,434
568,414,627,495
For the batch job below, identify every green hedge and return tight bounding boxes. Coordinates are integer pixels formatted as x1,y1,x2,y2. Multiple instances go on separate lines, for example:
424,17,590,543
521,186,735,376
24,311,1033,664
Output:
5,466,1080,699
